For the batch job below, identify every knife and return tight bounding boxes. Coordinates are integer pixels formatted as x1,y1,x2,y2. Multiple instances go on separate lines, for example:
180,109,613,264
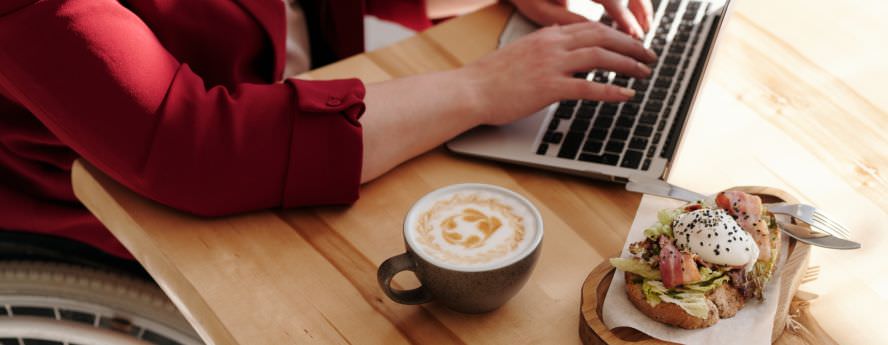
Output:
625,177,861,250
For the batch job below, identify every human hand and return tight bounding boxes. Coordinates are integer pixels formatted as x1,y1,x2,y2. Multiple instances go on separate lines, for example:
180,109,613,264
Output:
461,21,656,126
510,0,653,39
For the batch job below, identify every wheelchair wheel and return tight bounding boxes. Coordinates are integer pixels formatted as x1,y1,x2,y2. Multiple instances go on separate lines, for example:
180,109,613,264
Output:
0,261,202,345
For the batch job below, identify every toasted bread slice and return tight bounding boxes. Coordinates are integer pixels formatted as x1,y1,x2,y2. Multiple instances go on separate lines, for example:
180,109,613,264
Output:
708,283,745,318
624,272,718,329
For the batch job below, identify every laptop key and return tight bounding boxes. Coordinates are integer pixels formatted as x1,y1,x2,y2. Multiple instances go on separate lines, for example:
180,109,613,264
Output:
558,132,584,159
612,75,631,87
570,119,591,133
560,100,578,107
599,103,619,116
616,116,635,128
611,127,630,140
654,77,672,89
653,132,662,143
629,137,648,150
639,113,658,125
621,103,640,115
582,140,603,153
576,109,595,119
537,143,549,155
650,88,668,101
554,107,573,119
543,131,564,144
642,158,652,170
666,0,680,11
660,66,677,77
664,54,682,65
579,153,620,165
631,80,650,92
605,140,626,153
578,101,597,112
573,72,589,79
621,150,643,169
644,101,664,113
634,125,654,137
588,128,608,140
669,43,687,54
548,118,560,130
592,116,614,129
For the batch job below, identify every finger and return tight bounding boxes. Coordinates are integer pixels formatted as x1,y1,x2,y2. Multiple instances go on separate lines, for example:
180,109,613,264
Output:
515,0,587,26
565,47,652,79
599,0,645,39
564,79,636,102
561,22,657,62
628,0,654,32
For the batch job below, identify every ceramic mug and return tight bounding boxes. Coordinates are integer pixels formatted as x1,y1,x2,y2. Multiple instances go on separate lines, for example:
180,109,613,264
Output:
377,183,544,313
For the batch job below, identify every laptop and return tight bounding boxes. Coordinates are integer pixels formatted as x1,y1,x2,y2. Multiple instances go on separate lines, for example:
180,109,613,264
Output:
447,0,732,183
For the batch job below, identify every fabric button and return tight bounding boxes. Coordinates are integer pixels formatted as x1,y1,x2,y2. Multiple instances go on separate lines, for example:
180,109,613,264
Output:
326,96,342,106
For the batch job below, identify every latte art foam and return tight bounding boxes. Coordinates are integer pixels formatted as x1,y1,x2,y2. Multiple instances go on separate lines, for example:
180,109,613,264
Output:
406,187,540,270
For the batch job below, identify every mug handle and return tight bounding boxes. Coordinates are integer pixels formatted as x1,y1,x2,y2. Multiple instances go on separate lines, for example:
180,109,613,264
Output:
377,253,432,305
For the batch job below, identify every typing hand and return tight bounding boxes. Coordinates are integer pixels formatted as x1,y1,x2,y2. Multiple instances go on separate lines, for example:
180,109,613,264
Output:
461,21,656,125
510,0,653,39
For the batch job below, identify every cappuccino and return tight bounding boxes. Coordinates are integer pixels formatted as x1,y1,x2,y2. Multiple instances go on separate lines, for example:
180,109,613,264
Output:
405,184,541,270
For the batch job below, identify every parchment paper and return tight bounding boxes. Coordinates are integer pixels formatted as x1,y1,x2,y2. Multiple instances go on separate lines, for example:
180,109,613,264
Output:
601,195,788,345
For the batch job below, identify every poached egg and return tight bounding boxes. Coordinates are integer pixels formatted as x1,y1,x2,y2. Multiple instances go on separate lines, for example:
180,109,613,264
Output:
672,208,759,271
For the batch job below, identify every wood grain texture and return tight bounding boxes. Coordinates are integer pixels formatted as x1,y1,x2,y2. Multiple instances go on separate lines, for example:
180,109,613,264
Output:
70,1,888,344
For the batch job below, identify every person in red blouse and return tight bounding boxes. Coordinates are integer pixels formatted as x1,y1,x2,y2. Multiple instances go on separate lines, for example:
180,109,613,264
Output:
0,0,653,259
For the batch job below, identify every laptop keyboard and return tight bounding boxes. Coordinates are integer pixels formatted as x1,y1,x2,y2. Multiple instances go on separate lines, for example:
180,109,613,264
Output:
535,0,717,171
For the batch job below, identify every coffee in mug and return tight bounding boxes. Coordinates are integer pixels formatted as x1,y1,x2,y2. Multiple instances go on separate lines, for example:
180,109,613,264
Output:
378,183,543,313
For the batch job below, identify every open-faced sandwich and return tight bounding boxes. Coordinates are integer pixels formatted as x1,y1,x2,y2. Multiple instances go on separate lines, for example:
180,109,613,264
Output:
610,190,782,329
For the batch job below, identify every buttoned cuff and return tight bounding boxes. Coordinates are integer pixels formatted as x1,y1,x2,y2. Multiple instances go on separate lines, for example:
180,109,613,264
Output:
281,78,366,207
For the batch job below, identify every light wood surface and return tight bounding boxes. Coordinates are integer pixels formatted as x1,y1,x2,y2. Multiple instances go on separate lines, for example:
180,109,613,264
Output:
71,1,888,344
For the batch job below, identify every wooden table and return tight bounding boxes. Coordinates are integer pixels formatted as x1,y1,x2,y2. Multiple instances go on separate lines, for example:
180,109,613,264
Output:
72,1,888,344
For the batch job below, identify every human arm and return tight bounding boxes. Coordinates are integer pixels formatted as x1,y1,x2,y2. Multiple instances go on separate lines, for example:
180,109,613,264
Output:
0,0,365,215
360,21,656,182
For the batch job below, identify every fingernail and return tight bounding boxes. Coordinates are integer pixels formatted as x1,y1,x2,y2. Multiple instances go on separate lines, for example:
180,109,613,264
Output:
620,88,636,98
638,62,652,76
646,48,658,60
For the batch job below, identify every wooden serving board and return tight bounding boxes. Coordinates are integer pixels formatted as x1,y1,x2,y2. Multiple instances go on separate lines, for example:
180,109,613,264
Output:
579,188,837,345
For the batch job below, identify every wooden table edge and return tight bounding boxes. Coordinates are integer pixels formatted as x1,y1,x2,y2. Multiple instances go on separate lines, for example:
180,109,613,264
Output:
71,160,238,345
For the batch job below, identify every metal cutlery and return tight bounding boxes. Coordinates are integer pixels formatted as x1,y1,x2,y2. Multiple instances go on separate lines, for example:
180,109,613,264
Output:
625,177,860,250
777,220,860,250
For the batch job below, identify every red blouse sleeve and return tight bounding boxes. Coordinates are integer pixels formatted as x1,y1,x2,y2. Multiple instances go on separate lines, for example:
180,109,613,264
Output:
0,0,364,216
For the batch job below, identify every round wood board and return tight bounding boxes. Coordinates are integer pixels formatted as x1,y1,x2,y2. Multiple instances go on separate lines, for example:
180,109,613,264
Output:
578,187,827,345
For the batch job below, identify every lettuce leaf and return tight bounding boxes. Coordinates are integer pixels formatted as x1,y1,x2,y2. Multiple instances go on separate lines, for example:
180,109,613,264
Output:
642,279,666,305
642,280,710,319
684,275,730,293
610,258,661,280
643,208,683,240
659,291,711,319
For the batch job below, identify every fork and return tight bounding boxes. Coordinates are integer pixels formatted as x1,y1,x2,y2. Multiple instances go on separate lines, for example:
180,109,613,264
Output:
625,177,861,249
765,203,851,239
